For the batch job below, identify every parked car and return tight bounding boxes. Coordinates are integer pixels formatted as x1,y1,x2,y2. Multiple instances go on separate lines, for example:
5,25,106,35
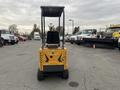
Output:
18,35,27,41
14,36,19,44
0,38,4,47
0,30,16,45
76,29,97,45
0,31,4,47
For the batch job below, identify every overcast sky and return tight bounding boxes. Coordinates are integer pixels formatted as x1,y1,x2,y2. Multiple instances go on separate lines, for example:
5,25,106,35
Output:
0,0,120,33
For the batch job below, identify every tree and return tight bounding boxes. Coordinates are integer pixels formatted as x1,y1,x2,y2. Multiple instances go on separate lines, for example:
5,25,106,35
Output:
56,26,63,36
72,26,79,34
9,24,18,34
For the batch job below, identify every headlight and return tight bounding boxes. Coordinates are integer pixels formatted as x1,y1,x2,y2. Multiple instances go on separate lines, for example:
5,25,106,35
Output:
80,38,83,40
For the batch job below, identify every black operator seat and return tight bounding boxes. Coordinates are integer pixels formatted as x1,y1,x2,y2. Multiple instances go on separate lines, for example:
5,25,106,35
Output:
46,31,60,48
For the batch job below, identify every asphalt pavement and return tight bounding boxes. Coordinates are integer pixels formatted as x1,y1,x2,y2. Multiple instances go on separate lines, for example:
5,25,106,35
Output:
0,41,120,90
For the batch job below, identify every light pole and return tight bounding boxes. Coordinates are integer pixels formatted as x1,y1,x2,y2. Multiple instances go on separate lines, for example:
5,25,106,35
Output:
69,19,74,33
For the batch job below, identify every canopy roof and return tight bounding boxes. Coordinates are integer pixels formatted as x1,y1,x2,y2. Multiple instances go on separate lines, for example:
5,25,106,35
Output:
40,6,64,17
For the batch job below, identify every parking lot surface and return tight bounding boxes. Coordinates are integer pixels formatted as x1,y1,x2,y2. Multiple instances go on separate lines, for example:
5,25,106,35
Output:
0,41,120,90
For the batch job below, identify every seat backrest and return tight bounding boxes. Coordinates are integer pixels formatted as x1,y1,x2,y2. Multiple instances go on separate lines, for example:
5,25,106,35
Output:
46,31,60,44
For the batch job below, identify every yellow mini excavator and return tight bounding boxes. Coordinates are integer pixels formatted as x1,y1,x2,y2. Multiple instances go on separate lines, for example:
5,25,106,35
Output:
37,6,69,81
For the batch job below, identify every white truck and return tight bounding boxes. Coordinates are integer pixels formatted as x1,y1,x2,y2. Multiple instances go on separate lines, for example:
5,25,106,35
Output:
75,29,97,45
0,30,17,45
69,32,82,44
34,32,41,40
